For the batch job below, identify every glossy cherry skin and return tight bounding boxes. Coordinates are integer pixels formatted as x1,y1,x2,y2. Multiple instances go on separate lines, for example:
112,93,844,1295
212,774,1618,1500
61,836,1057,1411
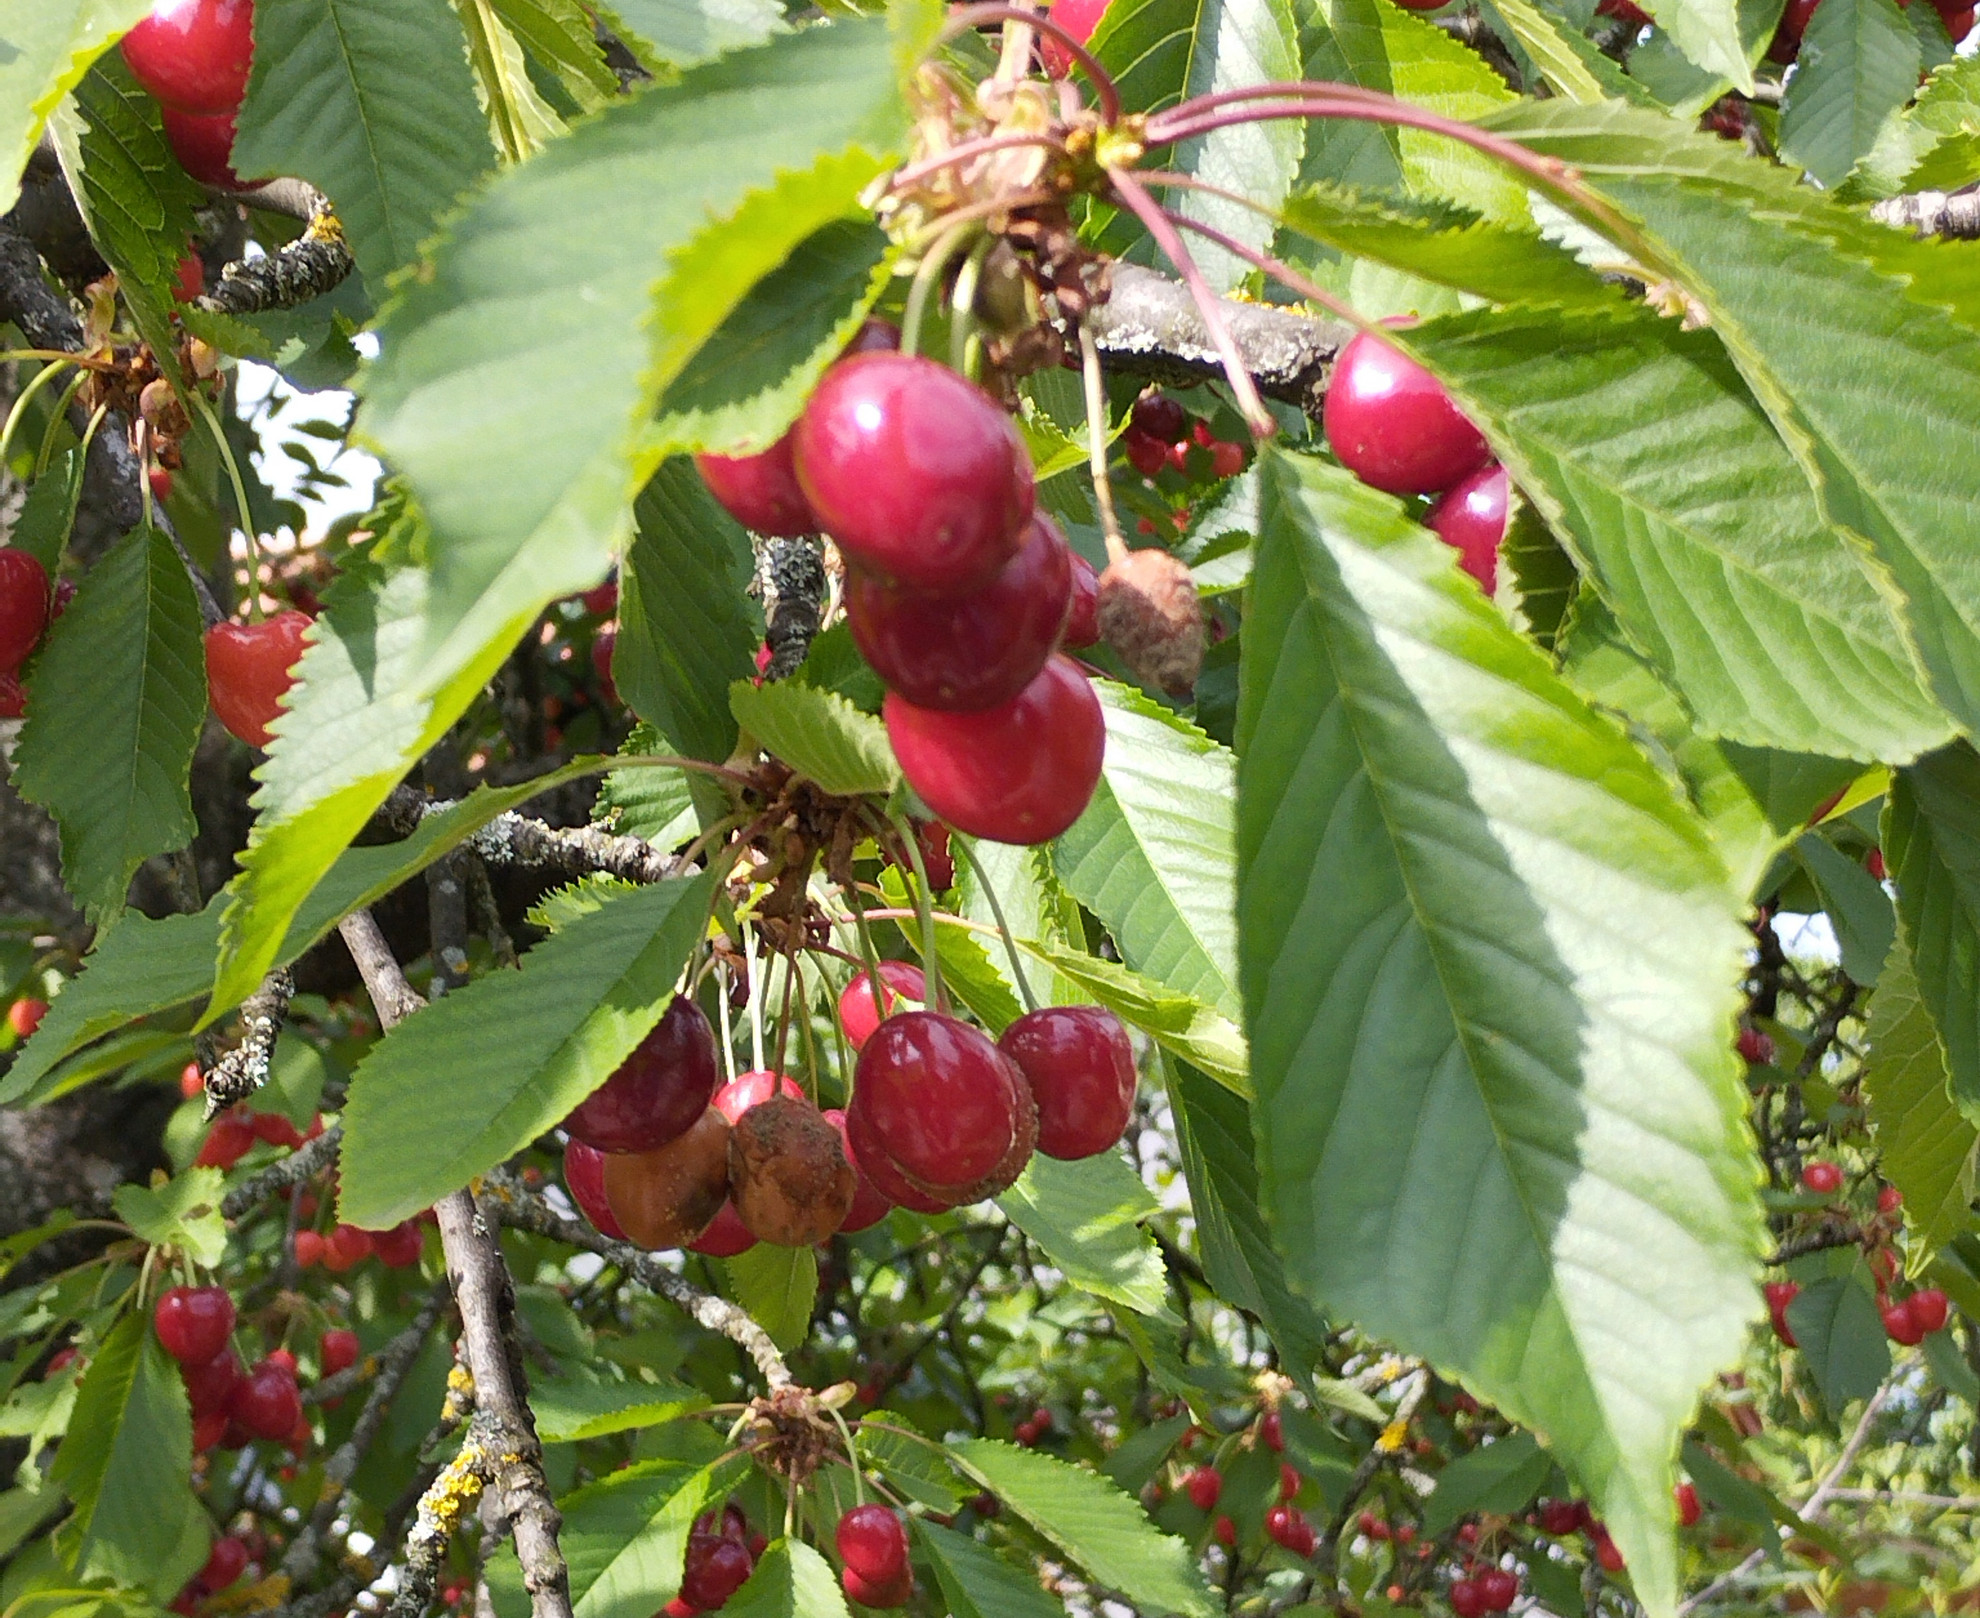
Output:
1450,1579,1487,1618
564,996,719,1154
182,1347,242,1415
232,1357,302,1440
1908,1287,1950,1334
852,1012,1023,1192
155,1285,236,1366
122,0,255,114
842,1089,950,1214
846,512,1071,712
1425,463,1508,593
1475,1568,1518,1611
884,654,1104,845
1184,1466,1222,1510
1063,551,1101,649
841,1564,913,1609
1323,332,1489,496
564,1140,626,1239
838,961,926,1051
712,1069,805,1124
686,1197,758,1258
1800,1160,1843,1195
1041,0,1109,72
836,1506,909,1586
679,1534,753,1610
319,1329,360,1377
794,353,1033,596
998,1005,1135,1160
162,107,247,188
206,610,310,747
823,1108,893,1232
695,436,816,537
0,549,50,672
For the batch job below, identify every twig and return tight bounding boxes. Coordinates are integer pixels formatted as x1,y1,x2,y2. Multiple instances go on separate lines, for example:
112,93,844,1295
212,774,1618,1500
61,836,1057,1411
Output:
1871,188,1980,240
384,1420,498,1618
195,226,354,318
221,1126,341,1218
755,535,827,680
203,968,296,1114
470,811,688,885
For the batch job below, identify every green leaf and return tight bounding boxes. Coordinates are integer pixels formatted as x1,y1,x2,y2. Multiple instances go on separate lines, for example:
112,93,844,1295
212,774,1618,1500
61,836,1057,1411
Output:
233,0,492,290
355,21,904,677
1055,682,1239,1020
618,462,761,765
725,1541,846,1618
1241,451,1761,1618
1865,933,1975,1267
488,0,617,111
1482,0,1642,101
948,1439,1217,1618
1784,1274,1891,1416
1886,747,1980,1125
11,524,205,927
914,1519,1063,1618
9,450,87,577
456,0,566,164
1641,0,1756,90
530,1375,708,1443
338,873,715,1227
48,1313,196,1587
995,1151,1168,1315
593,0,785,72
860,1423,965,1512
0,0,151,218
1779,0,1919,186
1856,54,1980,192
1793,831,1894,984
1422,1433,1552,1535
723,1244,816,1351
112,1169,227,1268
729,680,898,798
0,1487,64,1563
599,727,700,847
1402,306,1949,763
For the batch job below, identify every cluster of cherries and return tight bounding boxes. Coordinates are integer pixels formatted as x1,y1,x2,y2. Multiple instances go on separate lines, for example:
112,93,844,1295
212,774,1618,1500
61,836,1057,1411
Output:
658,1500,911,1614
1322,332,1510,595
1162,1410,1325,1564
1121,394,1247,485
153,1283,308,1455
121,0,260,192
1764,1181,1951,1350
695,329,1107,847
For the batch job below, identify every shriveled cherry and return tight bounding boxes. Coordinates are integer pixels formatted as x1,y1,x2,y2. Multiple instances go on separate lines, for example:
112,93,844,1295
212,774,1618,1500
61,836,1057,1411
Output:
319,1329,360,1377
727,1095,855,1246
839,961,927,1051
564,1139,627,1240
564,995,719,1154
161,107,247,189
998,1004,1135,1160
601,1107,732,1249
852,1011,1025,1195
156,1285,235,1365
695,435,816,538
233,1356,302,1440
836,1505,909,1587
679,1533,753,1610
884,654,1104,845
1323,331,1489,496
0,549,50,673
206,610,310,747
1426,463,1508,593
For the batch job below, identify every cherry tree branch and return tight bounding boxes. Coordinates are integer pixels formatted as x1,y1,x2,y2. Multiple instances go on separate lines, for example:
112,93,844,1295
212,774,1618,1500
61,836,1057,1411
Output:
202,967,296,1114
1871,188,1980,240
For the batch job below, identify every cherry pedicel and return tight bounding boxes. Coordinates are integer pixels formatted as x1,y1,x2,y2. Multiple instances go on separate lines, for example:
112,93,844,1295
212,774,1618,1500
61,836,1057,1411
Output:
155,1285,235,1366
564,1139,627,1239
564,995,719,1154
1426,463,1508,593
997,1005,1136,1160
161,106,248,190
122,0,256,115
695,434,816,538
837,960,926,1051
205,609,311,747
884,653,1105,845
851,1011,1029,1197
0,548,50,672
1323,331,1490,497
836,1505,910,1588
794,352,1034,596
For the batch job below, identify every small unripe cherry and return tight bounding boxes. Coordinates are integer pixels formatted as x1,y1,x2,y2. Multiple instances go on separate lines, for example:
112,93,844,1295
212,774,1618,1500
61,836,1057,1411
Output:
1095,547,1203,697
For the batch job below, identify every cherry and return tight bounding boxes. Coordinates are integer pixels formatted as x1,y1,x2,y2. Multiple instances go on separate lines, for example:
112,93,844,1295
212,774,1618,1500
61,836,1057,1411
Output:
824,1108,894,1232
155,1285,235,1366
1596,0,1653,22
842,1099,949,1214
1877,1183,1903,1215
1768,0,1819,58
233,1356,302,1440
1323,331,1489,496
1211,1514,1236,1548
193,1408,229,1452
6,998,47,1039
1736,1027,1775,1066
841,1564,913,1609
1183,1466,1222,1511
564,995,719,1154
1426,464,1508,593
373,1219,424,1267
836,1505,909,1587
679,1533,753,1610
846,512,1072,711
727,1094,855,1245
183,1347,242,1416
1764,1279,1799,1347
998,1004,1135,1160
205,610,310,747
1261,1409,1284,1452
319,1329,360,1377
1475,1568,1518,1611
161,106,247,189
851,1011,1027,1196
906,820,954,889
1264,1504,1314,1555
1800,1160,1843,1195
695,436,816,537
1592,1527,1625,1572
1124,428,1169,480
1450,1579,1488,1618
1535,1499,1585,1537
884,654,1104,844
1907,1287,1950,1334
601,1106,732,1249
581,579,618,617
324,1224,373,1272
686,1197,758,1258
591,626,619,705
564,1139,627,1240
1132,394,1187,443
294,1230,327,1268
194,1112,256,1168
838,961,926,1051
174,253,205,302
249,1110,302,1148
193,1535,250,1594
1942,3,1976,40
1675,1481,1701,1527
0,673,23,720
122,0,254,114
0,549,50,673
711,1069,805,1124
794,352,1034,596
1040,0,1110,71
846,317,902,354
1063,552,1100,649
1279,1461,1301,1501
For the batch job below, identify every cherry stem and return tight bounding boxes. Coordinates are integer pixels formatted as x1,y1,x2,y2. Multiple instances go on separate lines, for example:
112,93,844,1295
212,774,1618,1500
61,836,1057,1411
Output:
33,368,91,478
771,936,799,1081
900,220,975,360
743,923,766,1074
0,358,77,474
1077,322,1128,562
190,392,263,621
1104,167,1277,439
951,234,995,379
716,960,738,1087
888,133,1064,194
948,837,1039,1014
887,811,948,1015
938,3,1123,125
826,1402,866,1506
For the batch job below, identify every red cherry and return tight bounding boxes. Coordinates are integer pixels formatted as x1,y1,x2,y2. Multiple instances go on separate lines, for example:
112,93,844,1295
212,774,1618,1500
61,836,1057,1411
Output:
122,0,254,114
686,1198,758,1257
232,1357,301,1440
1131,394,1187,443
1124,427,1169,480
194,1112,256,1168
373,1220,424,1268
183,1348,242,1415
712,1069,806,1125
884,654,1104,845
839,962,927,1051
1592,1528,1625,1573
1536,1499,1583,1537
836,1505,909,1587
1426,464,1508,593
205,610,310,747
1323,331,1489,496
174,253,205,302
0,548,50,673
564,1139,627,1240
0,673,23,720
824,1109,894,1232
1476,1568,1518,1611
1358,1511,1388,1540
1450,1579,1487,1618
581,579,618,617
155,1286,235,1366
845,512,1072,712
1675,1481,1701,1527
1943,5,1975,38
1884,1297,1927,1345
7,998,47,1039
1209,440,1245,480
1261,1409,1285,1452
998,1005,1135,1160
161,107,247,189
845,318,902,355
1801,1161,1843,1195
679,1534,753,1610
1907,1288,1950,1334
1877,1183,1903,1215
1279,1460,1301,1501
293,1230,327,1269
1769,0,1819,56
842,1099,949,1214
794,353,1034,596
193,1408,229,1451
907,820,954,890
840,1564,913,1609
1596,0,1653,22
1737,1027,1775,1066
1183,1466,1222,1511
695,435,816,538
564,996,719,1154
591,626,619,705
320,1224,371,1273
1765,1278,1800,1347
851,1011,1025,1194
1040,0,1110,71
319,1329,360,1377
194,1535,250,1593
1211,1514,1236,1547
1063,552,1101,650
250,1111,302,1148
1265,1504,1313,1554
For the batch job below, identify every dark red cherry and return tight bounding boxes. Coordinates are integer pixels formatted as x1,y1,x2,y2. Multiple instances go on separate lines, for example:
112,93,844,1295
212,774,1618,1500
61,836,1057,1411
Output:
823,1108,893,1232
680,1533,753,1610
1596,0,1653,22
122,0,255,115
182,1347,243,1416
998,1005,1135,1160
162,105,248,189
372,1219,423,1268
686,1197,758,1257
0,673,24,720
1131,394,1187,444
319,1329,360,1377
1768,0,1819,58
843,1099,950,1214
851,1012,1023,1193
711,1069,805,1124
1323,331,1489,496
565,996,719,1154
794,353,1033,595
155,1285,235,1366
0,548,50,672
1476,1568,1518,1611
232,1357,301,1440
838,961,926,1051
205,609,310,747
1425,463,1508,593
1450,1579,1488,1618
846,512,1071,712
591,626,618,705
564,1139,626,1240
194,1535,250,1594
841,1564,913,1609
844,317,901,354
884,654,1104,845
1908,1287,1950,1334
1063,552,1100,649
695,435,816,538
836,1506,909,1587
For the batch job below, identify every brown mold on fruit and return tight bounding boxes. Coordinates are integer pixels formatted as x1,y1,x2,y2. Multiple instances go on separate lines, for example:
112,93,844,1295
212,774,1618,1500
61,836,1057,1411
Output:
601,1107,731,1250
728,1096,856,1246
1096,547,1203,696
898,1060,1037,1205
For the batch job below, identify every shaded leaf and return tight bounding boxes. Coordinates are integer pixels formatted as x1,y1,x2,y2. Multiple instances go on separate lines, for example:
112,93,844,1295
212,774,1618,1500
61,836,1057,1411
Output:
1784,1274,1890,1416
995,1151,1168,1314
730,680,898,798
914,1519,1063,1618
725,1541,846,1618
1422,1433,1552,1535
593,0,785,71
1886,747,1980,1126
1794,831,1894,984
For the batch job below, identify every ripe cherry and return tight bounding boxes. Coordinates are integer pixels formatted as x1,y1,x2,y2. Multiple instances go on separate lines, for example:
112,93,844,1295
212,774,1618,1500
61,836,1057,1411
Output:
1801,1161,1843,1195
1323,331,1489,496
841,1564,913,1609
293,1230,327,1268
1475,1567,1518,1611
0,673,23,720
695,435,816,538
1426,464,1508,593
843,1099,949,1214
581,579,618,617
679,1533,753,1610
1211,1514,1236,1547
1261,1409,1284,1452
372,1219,424,1268
838,961,926,1051
1124,427,1169,479
591,626,618,705
998,1004,1135,1160
884,653,1104,844
0,549,50,672
174,253,205,302
836,1505,909,1588
1592,1526,1625,1573
564,1139,627,1240
1536,1499,1585,1537
794,352,1033,596
1265,1504,1314,1555
1877,1183,1903,1215
6,998,47,1039
1596,0,1653,22
193,1535,250,1594
564,995,719,1154
852,1011,1028,1196
824,1108,894,1232
1765,1279,1800,1347
1041,0,1110,71
324,1224,373,1272
711,1069,805,1124
1279,1461,1301,1501
161,106,247,189
319,1329,360,1377
686,1197,758,1258
155,1285,235,1366
1450,1578,1487,1618
205,610,310,747
1768,0,1819,59
845,511,1072,711
1907,1287,1950,1334
1675,1481,1701,1527
1132,393,1187,443
601,1107,732,1249
1063,552,1100,649
1183,1466,1222,1510
122,0,255,114
233,1356,302,1440
195,1112,256,1168
1736,1027,1775,1066
183,1347,242,1415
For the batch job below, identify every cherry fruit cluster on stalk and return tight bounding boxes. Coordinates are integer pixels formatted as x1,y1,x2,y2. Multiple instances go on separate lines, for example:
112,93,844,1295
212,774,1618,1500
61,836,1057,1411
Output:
122,0,260,191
